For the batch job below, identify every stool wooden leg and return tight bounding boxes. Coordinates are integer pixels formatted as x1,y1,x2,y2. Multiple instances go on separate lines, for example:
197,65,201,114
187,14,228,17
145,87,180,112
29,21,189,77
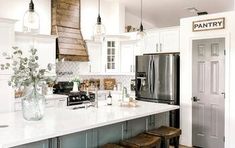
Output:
161,139,169,148
174,136,180,148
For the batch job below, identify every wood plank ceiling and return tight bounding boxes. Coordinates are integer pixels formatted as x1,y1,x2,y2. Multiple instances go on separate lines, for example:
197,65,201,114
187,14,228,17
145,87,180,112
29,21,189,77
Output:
51,0,89,61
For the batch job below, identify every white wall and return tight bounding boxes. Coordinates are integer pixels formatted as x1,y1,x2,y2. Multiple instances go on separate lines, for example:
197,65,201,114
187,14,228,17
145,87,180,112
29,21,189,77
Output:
0,0,51,34
180,11,235,148
81,0,125,40
125,11,156,30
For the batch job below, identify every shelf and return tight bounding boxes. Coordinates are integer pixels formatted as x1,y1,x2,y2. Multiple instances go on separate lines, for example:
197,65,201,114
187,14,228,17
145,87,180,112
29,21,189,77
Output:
15,31,58,39
79,72,135,76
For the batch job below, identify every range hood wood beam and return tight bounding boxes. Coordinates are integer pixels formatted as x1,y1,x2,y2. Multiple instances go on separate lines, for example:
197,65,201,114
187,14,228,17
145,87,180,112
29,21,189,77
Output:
51,0,89,61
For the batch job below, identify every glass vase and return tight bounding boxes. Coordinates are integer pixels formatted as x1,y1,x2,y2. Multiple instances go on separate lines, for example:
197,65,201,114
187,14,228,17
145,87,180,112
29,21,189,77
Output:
21,85,45,121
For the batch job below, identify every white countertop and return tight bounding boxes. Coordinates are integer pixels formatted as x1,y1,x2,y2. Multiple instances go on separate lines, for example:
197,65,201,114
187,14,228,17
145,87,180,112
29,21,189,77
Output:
0,101,179,148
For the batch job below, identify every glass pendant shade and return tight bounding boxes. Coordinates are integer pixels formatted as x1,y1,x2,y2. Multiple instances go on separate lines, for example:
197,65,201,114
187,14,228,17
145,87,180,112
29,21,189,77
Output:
137,30,147,40
94,23,105,37
23,0,40,34
93,0,105,41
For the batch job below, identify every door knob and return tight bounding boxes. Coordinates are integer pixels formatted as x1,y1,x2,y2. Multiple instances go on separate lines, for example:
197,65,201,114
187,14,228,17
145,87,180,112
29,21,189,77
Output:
192,96,200,102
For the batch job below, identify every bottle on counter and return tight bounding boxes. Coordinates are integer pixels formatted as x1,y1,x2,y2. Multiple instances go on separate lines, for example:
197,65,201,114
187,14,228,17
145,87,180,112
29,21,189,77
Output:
107,91,112,105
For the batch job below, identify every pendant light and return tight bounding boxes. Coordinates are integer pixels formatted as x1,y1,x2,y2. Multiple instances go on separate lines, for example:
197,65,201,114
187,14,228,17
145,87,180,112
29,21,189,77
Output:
23,0,40,34
137,0,146,39
94,0,106,41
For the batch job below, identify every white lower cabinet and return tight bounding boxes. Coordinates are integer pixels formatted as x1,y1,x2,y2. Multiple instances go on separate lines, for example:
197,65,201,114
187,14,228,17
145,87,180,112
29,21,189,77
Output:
14,97,67,111
0,75,14,112
57,98,67,108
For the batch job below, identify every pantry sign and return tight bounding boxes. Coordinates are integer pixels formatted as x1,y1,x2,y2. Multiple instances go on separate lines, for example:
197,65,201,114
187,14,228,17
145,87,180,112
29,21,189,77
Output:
193,17,225,32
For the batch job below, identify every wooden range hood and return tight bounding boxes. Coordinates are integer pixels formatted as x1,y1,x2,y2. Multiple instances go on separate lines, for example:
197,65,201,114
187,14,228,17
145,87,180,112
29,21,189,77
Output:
51,0,89,61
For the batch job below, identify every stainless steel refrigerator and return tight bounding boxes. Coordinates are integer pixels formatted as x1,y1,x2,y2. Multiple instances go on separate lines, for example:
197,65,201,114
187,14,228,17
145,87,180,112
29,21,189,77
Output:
135,53,180,127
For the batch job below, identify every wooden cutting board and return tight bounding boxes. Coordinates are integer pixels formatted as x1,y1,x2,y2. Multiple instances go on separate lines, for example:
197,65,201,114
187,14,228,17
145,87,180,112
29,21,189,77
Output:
104,78,116,90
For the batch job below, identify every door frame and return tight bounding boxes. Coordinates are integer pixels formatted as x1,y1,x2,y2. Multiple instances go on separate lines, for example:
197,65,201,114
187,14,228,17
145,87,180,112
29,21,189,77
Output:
189,33,231,147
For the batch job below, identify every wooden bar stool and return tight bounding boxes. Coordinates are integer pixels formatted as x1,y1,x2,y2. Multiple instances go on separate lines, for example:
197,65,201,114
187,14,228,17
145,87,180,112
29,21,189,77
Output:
101,143,126,148
120,133,161,148
146,126,181,148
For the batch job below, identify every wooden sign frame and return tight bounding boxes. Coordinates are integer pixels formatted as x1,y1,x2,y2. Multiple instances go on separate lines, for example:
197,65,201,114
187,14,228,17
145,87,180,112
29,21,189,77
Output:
192,17,225,32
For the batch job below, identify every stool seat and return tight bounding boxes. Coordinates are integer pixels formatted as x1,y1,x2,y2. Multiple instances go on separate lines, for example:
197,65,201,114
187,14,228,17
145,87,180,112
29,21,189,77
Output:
101,143,126,148
120,133,161,148
146,126,182,148
147,126,181,139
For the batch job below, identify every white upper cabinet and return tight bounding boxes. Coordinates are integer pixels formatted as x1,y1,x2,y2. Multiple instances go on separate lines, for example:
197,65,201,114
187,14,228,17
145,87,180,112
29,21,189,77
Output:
0,18,16,75
141,27,180,54
86,41,102,73
102,39,120,73
15,32,57,76
0,18,16,113
159,28,180,52
120,41,135,74
143,31,159,54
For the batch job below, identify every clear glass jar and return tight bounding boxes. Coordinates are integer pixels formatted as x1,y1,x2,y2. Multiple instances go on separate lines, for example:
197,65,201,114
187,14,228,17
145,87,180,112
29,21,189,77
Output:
22,85,45,121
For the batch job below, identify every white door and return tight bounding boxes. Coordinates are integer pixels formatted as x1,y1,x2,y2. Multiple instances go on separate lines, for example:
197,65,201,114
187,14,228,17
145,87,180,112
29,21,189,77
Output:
159,28,179,52
192,38,225,148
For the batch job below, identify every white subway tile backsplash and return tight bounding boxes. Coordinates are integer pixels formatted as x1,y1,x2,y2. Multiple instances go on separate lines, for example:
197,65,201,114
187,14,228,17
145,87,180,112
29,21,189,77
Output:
56,62,135,91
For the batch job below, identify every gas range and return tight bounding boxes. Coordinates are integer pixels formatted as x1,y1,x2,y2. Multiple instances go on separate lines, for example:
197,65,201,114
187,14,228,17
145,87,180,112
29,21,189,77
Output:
53,82,95,106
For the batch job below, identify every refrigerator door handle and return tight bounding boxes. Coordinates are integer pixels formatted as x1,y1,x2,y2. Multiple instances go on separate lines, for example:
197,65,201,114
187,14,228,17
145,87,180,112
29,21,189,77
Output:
148,56,152,93
152,59,155,93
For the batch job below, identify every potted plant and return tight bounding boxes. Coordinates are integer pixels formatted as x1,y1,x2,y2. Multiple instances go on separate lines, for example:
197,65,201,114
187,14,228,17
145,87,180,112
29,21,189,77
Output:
70,77,80,92
1,47,53,121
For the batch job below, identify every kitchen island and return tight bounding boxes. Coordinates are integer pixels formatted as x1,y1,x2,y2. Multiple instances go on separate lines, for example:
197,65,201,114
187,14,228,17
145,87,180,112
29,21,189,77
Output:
0,101,179,148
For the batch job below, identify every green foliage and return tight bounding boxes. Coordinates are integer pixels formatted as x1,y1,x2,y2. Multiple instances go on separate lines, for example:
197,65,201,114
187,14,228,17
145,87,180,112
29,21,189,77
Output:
70,76,80,83
1,47,53,88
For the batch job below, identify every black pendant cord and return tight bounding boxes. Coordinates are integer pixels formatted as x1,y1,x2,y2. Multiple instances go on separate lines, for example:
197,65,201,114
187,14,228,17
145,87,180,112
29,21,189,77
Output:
29,0,34,12
97,0,101,25
140,0,143,31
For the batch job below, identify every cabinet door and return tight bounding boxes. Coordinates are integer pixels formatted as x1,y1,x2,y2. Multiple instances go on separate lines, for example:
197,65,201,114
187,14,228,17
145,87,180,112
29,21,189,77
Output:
15,34,56,76
0,75,14,112
87,42,102,73
120,42,134,73
78,62,89,75
60,131,87,148
154,112,170,128
143,32,159,54
159,29,179,52
0,21,15,75
123,117,147,139
56,98,67,108
103,40,120,73
12,140,49,148
97,122,123,146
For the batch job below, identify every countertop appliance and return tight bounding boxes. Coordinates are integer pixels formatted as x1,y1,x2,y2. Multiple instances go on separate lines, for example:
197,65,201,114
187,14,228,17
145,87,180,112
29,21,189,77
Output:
135,52,180,128
53,82,95,106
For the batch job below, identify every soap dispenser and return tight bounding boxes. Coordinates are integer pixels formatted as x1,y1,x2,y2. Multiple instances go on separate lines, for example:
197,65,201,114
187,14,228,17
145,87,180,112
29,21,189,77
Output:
107,91,112,105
